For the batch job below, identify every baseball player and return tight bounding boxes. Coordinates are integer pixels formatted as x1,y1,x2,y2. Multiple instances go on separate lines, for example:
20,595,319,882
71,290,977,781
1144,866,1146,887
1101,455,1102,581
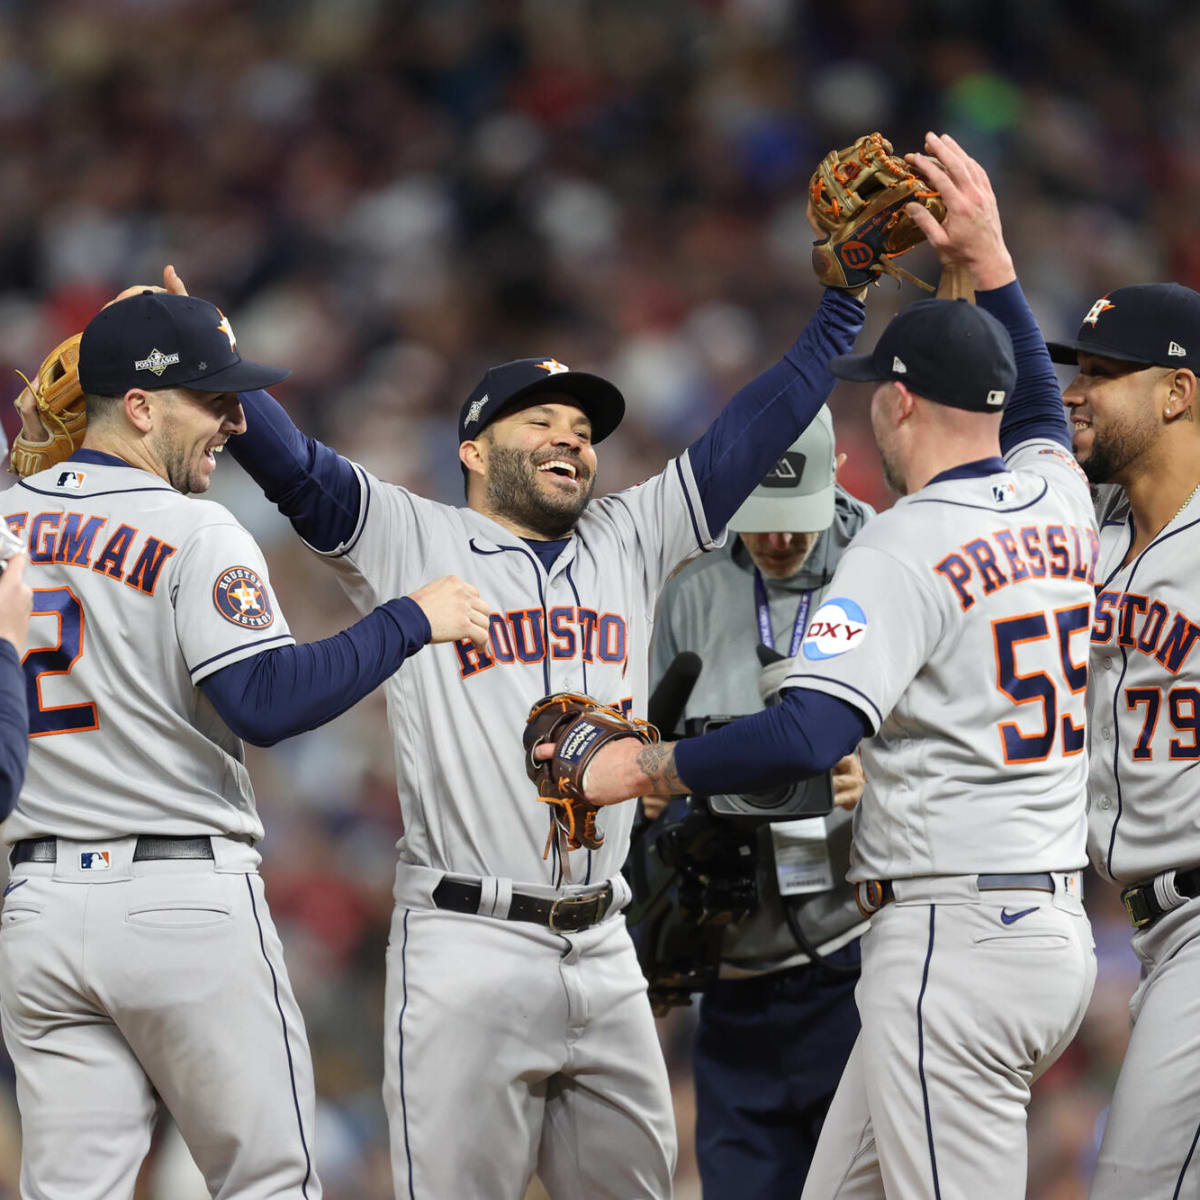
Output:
0,287,489,1200
224,284,866,1197
570,142,1099,1199
907,134,1200,1196
648,410,872,1197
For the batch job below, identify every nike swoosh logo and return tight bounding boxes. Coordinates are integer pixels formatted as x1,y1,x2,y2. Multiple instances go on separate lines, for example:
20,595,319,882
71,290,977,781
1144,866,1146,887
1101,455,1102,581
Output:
3,879,27,897
1000,906,1038,925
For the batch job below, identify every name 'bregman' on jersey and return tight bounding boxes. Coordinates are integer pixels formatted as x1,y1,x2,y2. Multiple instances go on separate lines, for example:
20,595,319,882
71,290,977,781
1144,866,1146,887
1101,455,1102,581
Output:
783,440,1098,881
0,460,294,844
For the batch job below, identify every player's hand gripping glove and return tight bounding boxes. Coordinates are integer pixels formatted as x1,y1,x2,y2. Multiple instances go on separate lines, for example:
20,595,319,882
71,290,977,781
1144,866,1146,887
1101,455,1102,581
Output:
10,334,87,478
809,133,947,292
524,692,660,856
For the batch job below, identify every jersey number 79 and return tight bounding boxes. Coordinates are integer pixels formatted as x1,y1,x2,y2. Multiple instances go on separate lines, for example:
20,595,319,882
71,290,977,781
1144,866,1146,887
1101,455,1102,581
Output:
992,604,1090,763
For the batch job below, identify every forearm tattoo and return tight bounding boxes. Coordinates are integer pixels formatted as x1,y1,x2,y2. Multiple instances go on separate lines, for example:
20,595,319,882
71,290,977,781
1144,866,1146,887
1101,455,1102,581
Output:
636,743,685,795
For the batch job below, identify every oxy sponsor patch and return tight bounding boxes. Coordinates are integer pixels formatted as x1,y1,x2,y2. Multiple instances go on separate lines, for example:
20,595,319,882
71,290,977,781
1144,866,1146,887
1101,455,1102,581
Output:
802,597,867,660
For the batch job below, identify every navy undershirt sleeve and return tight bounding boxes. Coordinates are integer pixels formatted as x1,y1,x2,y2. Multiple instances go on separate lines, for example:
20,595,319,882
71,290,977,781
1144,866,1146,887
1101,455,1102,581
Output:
228,390,361,552
0,641,28,821
687,289,865,534
199,597,431,747
672,687,870,794
977,281,1071,454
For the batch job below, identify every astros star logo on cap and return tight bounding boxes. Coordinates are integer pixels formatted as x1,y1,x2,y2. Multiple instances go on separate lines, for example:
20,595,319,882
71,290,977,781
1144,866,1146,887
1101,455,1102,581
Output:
1082,297,1115,326
536,359,570,374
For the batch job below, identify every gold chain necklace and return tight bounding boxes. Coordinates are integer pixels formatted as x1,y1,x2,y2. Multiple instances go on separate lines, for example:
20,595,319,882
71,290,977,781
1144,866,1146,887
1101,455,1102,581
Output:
1166,480,1200,530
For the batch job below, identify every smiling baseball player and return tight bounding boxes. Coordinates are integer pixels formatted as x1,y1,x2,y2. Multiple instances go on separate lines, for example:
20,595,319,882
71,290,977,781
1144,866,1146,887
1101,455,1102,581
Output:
224,280,865,1197
0,285,489,1199
566,136,1099,1199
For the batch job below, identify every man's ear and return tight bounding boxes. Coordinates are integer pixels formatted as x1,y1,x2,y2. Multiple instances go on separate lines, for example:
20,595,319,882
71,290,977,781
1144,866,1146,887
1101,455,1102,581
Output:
892,380,919,422
122,389,155,434
1164,369,1197,422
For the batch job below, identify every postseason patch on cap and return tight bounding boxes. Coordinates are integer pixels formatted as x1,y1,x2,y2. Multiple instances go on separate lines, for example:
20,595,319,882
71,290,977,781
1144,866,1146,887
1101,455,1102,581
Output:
802,597,868,661
212,566,275,629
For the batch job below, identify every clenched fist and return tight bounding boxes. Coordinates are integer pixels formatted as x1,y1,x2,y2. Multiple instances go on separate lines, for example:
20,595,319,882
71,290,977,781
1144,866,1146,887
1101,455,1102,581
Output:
409,575,491,649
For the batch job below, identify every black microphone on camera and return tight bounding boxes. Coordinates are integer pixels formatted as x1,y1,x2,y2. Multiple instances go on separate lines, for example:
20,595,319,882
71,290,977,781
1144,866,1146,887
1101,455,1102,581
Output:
647,651,702,737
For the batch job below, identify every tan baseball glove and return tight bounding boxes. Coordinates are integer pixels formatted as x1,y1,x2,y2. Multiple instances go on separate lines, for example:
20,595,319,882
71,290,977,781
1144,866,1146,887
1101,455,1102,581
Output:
524,692,659,855
809,133,947,292
10,334,87,478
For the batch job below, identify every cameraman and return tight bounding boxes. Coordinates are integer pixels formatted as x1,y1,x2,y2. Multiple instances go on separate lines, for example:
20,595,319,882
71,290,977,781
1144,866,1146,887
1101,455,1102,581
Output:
648,407,872,1198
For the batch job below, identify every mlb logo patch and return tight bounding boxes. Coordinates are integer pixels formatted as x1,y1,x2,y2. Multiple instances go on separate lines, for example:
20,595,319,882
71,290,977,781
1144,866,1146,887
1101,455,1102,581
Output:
57,470,85,490
992,481,1016,504
79,850,111,871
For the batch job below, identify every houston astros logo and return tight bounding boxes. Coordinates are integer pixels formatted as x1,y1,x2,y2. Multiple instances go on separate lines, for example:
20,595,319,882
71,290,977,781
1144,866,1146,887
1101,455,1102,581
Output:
536,359,570,374
216,312,237,351
1082,297,1115,326
213,566,275,629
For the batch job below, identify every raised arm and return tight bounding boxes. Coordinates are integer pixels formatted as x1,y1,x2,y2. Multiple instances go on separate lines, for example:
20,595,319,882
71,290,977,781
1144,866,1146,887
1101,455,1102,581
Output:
904,132,1070,453
228,389,362,552
687,289,865,534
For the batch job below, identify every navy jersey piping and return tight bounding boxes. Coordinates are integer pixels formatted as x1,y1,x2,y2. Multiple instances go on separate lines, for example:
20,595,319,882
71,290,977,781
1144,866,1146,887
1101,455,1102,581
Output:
908,478,1049,514
18,480,175,500
189,634,296,677
245,875,314,1197
674,458,709,553
1103,512,1200,876
917,906,943,1200
325,463,371,558
794,677,883,729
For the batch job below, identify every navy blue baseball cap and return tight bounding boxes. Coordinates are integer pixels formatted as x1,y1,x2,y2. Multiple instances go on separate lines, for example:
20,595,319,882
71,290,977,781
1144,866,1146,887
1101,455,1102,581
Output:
79,291,290,396
458,357,625,443
830,298,1016,413
1045,283,1200,371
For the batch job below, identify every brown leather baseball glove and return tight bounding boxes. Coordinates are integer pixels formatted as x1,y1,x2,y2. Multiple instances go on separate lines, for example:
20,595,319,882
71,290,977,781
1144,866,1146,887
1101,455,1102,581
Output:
809,133,947,292
524,692,659,855
10,334,87,478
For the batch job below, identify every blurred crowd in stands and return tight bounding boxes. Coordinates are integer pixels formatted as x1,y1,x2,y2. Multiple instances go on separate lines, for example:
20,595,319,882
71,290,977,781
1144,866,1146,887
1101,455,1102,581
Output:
0,0,1191,1193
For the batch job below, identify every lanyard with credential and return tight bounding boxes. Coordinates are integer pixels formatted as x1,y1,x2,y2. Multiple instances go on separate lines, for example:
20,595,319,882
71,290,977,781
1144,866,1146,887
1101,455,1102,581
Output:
753,568,812,659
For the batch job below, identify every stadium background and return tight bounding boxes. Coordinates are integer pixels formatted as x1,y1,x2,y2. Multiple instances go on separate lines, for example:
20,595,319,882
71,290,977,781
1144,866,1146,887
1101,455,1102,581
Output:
0,0,1191,1194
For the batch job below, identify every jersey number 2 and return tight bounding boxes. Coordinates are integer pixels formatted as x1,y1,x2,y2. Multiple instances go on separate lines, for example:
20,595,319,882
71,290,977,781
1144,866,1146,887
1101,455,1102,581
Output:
23,587,98,737
992,604,1090,763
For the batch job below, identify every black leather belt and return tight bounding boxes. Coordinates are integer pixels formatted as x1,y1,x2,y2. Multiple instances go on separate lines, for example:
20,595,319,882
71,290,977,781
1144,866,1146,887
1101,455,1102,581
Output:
10,836,215,866
857,872,1058,918
432,879,613,934
1121,866,1200,930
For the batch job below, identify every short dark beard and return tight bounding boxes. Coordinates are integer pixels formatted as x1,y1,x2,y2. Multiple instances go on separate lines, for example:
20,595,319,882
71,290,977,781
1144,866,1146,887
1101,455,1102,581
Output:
1080,418,1156,485
485,443,594,537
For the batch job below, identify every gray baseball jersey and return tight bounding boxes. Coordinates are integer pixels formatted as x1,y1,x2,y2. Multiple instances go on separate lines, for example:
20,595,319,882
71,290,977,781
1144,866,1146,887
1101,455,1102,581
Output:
0,457,319,1200
1087,484,1200,882
317,453,717,884
651,486,873,974
782,439,1097,881
0,461,293,845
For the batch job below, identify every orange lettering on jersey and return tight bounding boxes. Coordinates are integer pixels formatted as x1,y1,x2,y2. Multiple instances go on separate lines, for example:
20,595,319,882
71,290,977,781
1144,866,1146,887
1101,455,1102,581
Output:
1092,590,1200,675
507,609,545,664
597,613,625,663
93,524,137,579
125,537,178,596
963,538,1007,594
934,552,975,610
488,614,515,662
54,514,107,566
454,637,495,677
5,513,28,538
577,609,599,662
28,513,62,563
